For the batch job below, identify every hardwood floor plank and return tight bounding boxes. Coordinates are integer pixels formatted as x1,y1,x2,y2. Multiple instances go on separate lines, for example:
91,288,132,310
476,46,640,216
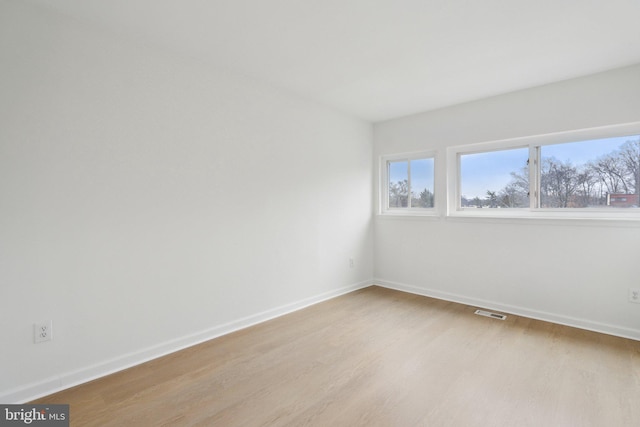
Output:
31,286,640,426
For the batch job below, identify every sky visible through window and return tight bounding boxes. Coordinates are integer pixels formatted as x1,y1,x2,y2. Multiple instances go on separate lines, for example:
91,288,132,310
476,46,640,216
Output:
409,158,434,195
388,160,435,192
461,147,528,201
460,135,636,200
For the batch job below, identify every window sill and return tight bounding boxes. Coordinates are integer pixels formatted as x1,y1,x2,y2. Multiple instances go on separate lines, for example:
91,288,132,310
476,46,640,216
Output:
446,210,640,227
377,211,441,221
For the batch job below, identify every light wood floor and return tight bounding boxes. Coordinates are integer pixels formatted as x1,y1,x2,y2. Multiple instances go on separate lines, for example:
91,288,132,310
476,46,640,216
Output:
33,286,640,426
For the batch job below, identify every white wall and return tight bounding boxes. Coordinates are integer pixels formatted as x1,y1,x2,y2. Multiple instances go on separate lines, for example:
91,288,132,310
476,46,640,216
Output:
0,0,373,402
374,64,640,340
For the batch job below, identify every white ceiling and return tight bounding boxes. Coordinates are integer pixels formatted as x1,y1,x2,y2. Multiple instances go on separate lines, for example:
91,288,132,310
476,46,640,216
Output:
25,0,640,122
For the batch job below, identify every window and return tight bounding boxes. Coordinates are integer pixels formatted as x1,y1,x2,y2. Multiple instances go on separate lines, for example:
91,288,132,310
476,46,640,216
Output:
460,147,529,209
539,137,639,209
381,152,435,215
448,122,640,219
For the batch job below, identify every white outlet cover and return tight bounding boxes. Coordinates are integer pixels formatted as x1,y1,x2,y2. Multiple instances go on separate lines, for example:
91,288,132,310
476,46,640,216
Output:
34,320,53,343
629,289,640,304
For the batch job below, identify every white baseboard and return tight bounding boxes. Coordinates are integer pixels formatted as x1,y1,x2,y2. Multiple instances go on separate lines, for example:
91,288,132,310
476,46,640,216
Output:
3,279,373,404
374,278,640,342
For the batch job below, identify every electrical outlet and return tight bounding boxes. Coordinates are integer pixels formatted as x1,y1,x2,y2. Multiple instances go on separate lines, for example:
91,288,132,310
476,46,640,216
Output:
349,258,355,268
629,288,640,304
34,320,53,343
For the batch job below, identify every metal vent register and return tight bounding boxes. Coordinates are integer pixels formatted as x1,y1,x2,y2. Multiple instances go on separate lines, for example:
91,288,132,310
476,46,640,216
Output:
474,309,507,320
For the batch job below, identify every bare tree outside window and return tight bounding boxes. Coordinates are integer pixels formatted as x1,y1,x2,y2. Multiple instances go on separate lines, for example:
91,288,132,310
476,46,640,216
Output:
540,136,640,208
460,136,640,209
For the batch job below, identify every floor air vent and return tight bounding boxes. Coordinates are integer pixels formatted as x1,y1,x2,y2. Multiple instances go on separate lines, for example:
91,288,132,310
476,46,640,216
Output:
474,309,507,320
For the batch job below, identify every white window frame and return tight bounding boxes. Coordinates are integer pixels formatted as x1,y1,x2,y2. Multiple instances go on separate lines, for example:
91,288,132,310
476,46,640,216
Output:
380,151,437,216
447,121,640,221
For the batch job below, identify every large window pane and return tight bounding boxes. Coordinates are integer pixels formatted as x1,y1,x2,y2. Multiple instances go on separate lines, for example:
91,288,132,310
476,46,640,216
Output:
460,148,529,208
410,158,435,208
540,135,640,208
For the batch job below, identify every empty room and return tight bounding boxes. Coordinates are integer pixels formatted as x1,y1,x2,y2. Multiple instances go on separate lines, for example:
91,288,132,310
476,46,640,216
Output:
1,1,640,426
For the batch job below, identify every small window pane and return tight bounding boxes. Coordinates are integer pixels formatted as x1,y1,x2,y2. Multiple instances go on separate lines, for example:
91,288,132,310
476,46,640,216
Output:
388,161,408,208
540,135,640,208
460,148,529,208
386,156,435,211
410,158,434,208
